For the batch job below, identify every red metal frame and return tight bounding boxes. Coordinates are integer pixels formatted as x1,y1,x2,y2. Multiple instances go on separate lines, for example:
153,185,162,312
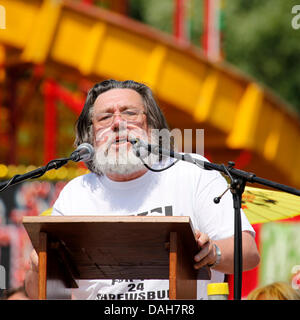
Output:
174,0,187,41
43,79,85,164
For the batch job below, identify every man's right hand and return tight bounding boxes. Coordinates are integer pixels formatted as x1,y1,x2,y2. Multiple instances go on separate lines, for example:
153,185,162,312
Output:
24,249,39,299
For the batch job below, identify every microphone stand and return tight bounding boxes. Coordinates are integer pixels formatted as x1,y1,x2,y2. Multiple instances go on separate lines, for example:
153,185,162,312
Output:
131,140,300,300
198,160,300,300
0,143,94,192
0,158,70,192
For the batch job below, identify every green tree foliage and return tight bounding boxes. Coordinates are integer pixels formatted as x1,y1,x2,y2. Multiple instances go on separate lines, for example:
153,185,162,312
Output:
130,0,174,33
129,0,300,114
223,0,300,114
129,0,203,43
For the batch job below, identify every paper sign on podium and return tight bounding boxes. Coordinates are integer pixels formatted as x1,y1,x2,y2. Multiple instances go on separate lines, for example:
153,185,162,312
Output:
23,216,211,300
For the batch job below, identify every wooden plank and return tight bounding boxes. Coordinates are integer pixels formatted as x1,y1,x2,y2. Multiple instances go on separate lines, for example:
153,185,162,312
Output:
38,232,47,300
23,216,210,282
169,232,197,299
169,232,178,299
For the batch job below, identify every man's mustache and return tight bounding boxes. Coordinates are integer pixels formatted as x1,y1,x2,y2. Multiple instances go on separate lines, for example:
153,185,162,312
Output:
96,131,132,145
95,128,148,147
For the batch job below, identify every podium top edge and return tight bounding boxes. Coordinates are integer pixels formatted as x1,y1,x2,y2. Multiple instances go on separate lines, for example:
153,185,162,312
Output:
22,215,192,224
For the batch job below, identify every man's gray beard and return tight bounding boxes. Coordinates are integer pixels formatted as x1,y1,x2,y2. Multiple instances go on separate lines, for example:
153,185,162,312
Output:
92,142,158,176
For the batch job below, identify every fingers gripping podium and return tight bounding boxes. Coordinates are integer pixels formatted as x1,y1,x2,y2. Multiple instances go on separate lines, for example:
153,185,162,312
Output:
23,216,211,300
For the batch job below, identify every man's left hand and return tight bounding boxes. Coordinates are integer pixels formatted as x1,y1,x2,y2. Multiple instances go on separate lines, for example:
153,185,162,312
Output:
193,230,216,270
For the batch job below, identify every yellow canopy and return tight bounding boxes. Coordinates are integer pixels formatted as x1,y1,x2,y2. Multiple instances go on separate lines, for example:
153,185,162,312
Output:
242,186,300,224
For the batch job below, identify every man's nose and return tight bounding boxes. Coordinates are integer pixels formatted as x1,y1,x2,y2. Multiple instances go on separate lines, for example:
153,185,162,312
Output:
110,113,127,131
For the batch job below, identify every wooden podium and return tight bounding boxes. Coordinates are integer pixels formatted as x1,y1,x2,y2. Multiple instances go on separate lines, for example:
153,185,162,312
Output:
23,216,211,300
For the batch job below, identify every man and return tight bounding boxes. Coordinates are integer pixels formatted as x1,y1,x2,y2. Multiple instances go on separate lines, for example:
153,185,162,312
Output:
25,79,260,300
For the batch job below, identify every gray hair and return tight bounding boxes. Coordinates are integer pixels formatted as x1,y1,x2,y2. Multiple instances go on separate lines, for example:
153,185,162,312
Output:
75,79,171,172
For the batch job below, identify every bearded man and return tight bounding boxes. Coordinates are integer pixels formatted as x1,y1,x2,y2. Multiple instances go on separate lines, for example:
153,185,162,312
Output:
25,79,260,300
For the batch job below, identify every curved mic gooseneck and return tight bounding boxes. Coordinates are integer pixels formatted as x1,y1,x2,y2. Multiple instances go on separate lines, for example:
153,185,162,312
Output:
0,143,95,192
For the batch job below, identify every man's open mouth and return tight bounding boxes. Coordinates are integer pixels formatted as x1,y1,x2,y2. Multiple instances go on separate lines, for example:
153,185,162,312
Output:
112,137,128,145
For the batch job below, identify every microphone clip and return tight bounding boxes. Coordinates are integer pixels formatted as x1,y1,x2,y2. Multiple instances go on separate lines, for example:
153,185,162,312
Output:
213,161,237,204
69,143,95,162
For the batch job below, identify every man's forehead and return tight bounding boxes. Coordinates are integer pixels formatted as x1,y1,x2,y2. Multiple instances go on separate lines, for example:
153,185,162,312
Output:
94,88,144,110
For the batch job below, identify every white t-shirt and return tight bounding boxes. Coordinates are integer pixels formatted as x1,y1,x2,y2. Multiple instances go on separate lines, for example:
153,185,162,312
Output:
52,155,254,300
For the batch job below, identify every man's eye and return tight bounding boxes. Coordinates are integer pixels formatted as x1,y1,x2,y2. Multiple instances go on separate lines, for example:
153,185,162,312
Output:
123,110,137,116
99,114,112,121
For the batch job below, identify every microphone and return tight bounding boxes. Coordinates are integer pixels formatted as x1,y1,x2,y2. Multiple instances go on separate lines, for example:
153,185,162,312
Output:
129,138,201,166
129,138,152,159
70,143,95,162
